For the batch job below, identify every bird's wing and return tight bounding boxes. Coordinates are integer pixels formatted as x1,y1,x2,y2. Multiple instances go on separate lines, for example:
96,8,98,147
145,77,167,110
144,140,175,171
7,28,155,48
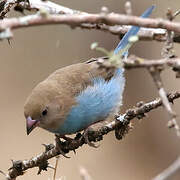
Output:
46,60,116,97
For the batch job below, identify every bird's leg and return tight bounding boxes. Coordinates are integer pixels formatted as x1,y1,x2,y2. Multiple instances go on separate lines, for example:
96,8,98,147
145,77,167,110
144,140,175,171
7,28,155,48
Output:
55,135,70,158
56,135,78,154
61,135,77,154
83,127,99,148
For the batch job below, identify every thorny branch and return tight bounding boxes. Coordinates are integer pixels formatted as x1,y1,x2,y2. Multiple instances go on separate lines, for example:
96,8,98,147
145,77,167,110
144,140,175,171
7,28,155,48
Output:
152,156,180,180
3,91,180,180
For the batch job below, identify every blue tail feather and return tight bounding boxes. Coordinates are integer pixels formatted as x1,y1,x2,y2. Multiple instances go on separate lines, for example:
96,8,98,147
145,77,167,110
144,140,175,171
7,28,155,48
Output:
114,5,155,55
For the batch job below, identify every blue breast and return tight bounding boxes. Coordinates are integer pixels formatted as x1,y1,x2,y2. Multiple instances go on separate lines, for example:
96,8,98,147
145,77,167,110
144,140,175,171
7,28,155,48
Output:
56,68,125,135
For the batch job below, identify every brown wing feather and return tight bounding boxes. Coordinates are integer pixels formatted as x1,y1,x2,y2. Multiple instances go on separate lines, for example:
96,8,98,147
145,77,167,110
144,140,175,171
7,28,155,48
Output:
46,58,115,97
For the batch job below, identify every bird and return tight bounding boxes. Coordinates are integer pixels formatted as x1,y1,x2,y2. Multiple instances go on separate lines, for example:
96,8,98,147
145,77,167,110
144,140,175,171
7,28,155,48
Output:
24,5,155,149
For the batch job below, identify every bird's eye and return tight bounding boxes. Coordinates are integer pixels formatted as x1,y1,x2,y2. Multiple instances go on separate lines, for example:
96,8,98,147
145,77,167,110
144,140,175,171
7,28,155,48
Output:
42,109,48,116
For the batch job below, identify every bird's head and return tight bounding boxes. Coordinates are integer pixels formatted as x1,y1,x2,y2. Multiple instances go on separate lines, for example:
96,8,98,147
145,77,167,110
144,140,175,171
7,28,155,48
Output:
24,82,63,135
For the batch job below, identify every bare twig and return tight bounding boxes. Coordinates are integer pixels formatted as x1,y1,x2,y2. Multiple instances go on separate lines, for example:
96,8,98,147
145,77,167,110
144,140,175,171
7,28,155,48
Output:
1,11,180,40
124,1,132,15
0,0,85,18
4,91,180,180
161,8,175,58
152,157,180,180
173,10,180,18
19,1,180,43
0,170,6,176
148,67,180,137
95,55,180,72
0,0,17,19
16,0,180,43
122,55,180,69
1,0,180,43
24,0,85,15
79,166,92,180
147,8,180,137
53,156,60,180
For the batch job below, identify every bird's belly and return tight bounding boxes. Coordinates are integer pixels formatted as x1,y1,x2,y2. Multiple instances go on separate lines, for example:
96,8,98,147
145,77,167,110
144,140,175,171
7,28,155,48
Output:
53,115,105,135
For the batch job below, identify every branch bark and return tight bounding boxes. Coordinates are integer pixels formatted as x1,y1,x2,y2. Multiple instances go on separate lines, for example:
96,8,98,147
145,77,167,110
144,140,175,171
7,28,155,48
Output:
0,11,180,41
153,157,180,180
123,55,180,69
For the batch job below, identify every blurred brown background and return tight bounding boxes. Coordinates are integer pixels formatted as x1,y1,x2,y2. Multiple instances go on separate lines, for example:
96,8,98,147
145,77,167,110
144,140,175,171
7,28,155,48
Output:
1,0,180,180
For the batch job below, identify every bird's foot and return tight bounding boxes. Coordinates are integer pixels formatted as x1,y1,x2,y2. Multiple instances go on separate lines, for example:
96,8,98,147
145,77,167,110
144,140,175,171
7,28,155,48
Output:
83,127,99,148
55,135,70,158
61,135,76,154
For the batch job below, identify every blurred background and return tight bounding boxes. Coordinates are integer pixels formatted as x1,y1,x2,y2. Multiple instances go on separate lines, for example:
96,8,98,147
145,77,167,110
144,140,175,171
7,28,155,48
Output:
1,0,180,179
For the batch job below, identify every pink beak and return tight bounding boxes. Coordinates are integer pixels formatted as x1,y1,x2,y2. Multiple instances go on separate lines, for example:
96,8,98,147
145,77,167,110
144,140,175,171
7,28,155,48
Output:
26,116,39,135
